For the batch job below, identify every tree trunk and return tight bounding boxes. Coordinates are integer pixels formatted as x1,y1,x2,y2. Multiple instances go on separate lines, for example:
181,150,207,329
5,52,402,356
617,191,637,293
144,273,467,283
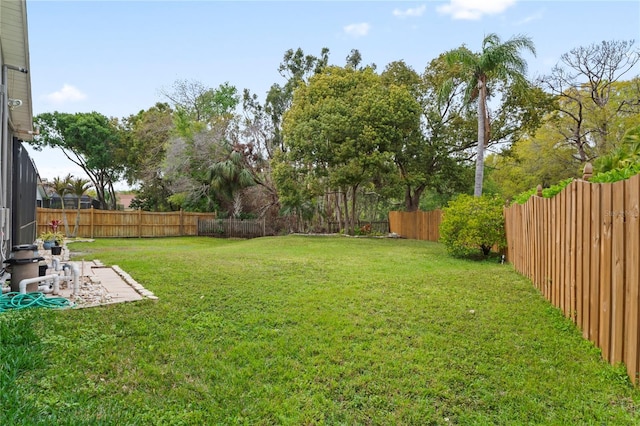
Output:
474,78,487,197
108,180,117,210
342,190,350,235
73,199,81,237
94,183,106,210
404,185,426,212
333,191,343,233
60,205,70,237
350,184,358,234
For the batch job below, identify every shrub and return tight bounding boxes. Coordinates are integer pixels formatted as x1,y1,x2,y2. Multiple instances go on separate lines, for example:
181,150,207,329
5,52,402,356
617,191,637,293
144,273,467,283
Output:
591,162,640,183
512,178,573,205
355,223,372,235
440,194,506,258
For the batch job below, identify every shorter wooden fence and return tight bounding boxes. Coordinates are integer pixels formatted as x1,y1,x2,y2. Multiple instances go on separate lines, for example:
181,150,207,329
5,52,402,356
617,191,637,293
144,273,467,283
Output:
388,210,442,241
198,218,266,238
37,208,217,238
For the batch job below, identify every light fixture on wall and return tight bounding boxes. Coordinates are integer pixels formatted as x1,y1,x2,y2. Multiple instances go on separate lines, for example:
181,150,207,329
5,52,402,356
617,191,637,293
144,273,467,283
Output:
7,98,23,109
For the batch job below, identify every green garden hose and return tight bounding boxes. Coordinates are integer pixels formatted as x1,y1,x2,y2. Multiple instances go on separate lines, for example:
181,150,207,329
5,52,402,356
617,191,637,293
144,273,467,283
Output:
0,292,73,312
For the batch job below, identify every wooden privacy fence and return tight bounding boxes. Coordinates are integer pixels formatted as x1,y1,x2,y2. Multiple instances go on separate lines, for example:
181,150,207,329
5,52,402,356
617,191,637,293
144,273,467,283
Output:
388,210,442,241
198,218,266,238
504,174,640,384
37,208,217,238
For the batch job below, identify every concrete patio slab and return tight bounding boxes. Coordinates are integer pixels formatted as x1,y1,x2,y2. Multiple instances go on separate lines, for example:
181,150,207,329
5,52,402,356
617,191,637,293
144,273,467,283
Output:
39,246,157,308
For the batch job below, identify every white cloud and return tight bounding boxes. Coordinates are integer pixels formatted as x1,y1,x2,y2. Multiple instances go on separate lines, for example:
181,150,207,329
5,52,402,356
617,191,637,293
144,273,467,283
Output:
44,84,87,104
393,5,427,18
343,22,371,38
514,10,543,26
437,0,517,20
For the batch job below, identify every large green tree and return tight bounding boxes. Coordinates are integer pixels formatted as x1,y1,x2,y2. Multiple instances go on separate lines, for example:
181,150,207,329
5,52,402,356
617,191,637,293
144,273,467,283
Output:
161,79,239,125
32,112,125,209
232,90,285,221
595,124,640,173
488,78,640,198
122,103,176,211
444,33,536,196
122,103,173,183
264,47,330,153
162,80,244,212
485,124,578,200
380,59,474,211
540,40,640,163
280,66,421,234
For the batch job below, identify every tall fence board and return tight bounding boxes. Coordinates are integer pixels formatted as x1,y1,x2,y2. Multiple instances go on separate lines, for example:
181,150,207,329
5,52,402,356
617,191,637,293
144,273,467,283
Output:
388,210,442,242
37,208,217,238
505,175,640,385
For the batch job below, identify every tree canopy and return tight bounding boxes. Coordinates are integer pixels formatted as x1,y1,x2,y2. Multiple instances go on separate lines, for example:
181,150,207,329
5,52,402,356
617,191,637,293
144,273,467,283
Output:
28,38,640,232
541,41,640,162
32,111,125,210
280,65,421,233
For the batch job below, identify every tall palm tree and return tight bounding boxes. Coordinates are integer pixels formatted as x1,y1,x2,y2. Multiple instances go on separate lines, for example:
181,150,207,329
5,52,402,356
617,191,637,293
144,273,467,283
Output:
51,174,73,236
444,33,536,196
69,176,93,237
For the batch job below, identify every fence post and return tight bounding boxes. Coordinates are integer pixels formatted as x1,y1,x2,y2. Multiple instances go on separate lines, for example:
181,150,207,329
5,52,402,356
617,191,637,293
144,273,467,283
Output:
90,207,94,238
536,184,543,197
138,209,142,238
583,162,593,181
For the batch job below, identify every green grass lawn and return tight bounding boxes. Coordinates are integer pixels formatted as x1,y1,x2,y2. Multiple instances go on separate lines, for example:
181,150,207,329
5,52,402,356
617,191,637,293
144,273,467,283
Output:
2,236,639,424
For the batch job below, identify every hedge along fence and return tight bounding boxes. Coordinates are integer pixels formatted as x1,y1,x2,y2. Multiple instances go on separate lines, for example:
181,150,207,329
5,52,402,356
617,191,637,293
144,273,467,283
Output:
504,174,640,385
388,210,442,241
37,207,217,238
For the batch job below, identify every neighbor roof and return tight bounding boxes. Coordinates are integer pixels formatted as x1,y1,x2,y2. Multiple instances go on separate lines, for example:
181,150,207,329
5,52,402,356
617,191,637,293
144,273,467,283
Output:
1,0,33,140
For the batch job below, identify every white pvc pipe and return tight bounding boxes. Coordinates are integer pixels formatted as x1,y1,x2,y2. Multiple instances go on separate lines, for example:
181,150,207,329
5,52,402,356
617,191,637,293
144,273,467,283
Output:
18,263,80,296
70,263,80,295
1,271,10,293
38,283,53,294
19,274,58,294
59,263,80,295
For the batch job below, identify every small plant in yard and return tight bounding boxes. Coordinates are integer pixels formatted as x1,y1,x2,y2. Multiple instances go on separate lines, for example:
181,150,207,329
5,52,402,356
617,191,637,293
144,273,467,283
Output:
440,194,506,258
38,231,65,244
49,219,61,233
38,219,65,245
356,223,372,235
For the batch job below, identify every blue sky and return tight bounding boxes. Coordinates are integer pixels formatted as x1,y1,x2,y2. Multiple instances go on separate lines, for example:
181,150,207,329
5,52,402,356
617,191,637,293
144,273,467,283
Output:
23,0,640,187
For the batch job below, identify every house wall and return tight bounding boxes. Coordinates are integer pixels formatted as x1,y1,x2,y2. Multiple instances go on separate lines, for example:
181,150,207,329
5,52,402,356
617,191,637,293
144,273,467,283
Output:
0,0,35,262
12,138,37,245
0,39,10,258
